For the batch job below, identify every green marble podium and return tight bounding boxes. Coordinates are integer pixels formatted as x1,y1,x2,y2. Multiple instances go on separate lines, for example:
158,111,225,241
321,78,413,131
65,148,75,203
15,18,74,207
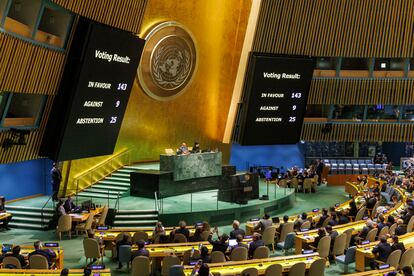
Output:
160,152,222,181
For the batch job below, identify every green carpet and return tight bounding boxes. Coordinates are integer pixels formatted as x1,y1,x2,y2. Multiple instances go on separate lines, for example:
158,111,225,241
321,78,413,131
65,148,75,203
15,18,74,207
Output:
0,185,356,275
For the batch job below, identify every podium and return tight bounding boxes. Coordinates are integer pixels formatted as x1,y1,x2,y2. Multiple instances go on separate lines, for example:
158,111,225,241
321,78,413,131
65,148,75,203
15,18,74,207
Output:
218,173,259,204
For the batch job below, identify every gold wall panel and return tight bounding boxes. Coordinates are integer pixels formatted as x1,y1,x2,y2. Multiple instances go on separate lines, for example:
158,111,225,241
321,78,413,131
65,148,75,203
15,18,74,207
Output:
51,0,148,33
0,32,65,164
301,123,414,142
308,79,414,105
253,0,414,57
63,0,252,190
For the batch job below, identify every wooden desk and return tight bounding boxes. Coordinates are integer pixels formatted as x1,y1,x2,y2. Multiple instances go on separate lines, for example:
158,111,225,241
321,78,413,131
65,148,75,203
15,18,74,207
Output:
69,208,102,223
0,269,110,276
145,238,252,258
335,195,366,211
345,182,364,196
96,226,196,242
147,241,212,258
355,232,414,271
295,221,366,254
327,174,360,186
245,212,322,235
347,267,395,275
1,245,64,269
0,212,12,221
245,195,367,235
182,253,321,275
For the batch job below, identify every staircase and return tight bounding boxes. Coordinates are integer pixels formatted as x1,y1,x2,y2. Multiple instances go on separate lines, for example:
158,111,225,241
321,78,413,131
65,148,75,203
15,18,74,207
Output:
6,205,54,230
77,166,141,200
113,209,159,228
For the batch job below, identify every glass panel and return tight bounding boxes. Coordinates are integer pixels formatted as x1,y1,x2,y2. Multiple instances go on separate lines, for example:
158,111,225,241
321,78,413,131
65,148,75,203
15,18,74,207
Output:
4,0,41,38
341,58,370,70
0,92,9,122
2,93,45,127
366,105,400,121
305,104,330,118
409,59,414,71
367,104,400,120
374,58,405,71
332,105,364,121
316,57,337,70
35,7,73,48
401,105,414,121
0,0,9,22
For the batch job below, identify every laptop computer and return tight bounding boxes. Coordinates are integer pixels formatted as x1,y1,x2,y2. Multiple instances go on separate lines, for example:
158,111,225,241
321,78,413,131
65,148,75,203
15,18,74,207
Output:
228,239,237,247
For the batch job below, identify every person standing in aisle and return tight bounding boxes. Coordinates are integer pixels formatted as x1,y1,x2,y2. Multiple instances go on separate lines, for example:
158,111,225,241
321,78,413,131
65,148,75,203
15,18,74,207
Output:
51,163,62,201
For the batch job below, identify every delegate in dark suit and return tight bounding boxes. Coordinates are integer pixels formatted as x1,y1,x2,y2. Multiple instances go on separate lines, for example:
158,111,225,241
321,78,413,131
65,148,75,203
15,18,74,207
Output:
372,237,392,263
208,234,229,254
248,234,265,258
230,228,245,239
29,249,56,267
130,247,149,260
50,163,62,201
248,239,264,258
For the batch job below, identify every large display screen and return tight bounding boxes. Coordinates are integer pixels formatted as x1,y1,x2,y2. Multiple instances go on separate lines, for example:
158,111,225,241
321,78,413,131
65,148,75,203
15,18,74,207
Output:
238,53,314,145
40,18,145,161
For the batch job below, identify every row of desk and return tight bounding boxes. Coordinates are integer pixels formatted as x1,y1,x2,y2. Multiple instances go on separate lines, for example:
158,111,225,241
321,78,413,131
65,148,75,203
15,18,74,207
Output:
355,232,414,271
182,253,321,275
95,226,196,242
94,233,252,258
0,245,63,269
68,207,103,223
0,269,110,276
294,187,407,255
245,195,366,236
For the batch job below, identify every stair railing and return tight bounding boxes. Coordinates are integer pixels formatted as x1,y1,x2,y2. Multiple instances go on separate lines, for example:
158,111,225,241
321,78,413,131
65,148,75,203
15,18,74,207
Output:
154,192,161,214
40,195,54,228
115,192,120,210
72,148,133,198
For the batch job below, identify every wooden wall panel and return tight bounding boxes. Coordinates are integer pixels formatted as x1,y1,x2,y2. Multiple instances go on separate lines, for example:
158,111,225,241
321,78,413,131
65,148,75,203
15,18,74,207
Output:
51,0,148,33
0,32,64,95
308,79,414,105
253,0,414,57
301,123,414,142
0,0,150,164
0,33,64,163
0,96,54,163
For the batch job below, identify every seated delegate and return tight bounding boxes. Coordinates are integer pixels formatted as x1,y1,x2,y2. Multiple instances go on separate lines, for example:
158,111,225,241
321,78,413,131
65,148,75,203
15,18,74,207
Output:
29,241,56,267
0,245,27,268
191,142,201,153
177,143,189,155
130,240,150,261
63,195,79,213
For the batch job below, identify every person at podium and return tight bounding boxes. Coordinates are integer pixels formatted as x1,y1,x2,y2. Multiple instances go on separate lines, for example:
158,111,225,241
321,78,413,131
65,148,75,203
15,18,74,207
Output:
177,143,189,155
191,142,201,153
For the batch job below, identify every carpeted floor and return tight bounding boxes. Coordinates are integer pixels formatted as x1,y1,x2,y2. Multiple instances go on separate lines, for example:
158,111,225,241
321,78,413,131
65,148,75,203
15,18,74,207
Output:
0,185,356,275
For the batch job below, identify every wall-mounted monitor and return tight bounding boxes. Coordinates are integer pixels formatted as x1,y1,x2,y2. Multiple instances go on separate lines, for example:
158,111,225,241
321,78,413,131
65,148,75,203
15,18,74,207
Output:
237,53,314,145
40,17,145,161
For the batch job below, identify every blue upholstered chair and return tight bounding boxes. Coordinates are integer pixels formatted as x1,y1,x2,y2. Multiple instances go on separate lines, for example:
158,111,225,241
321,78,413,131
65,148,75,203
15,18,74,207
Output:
276,232,295,255
118,245,132,272
335,246,357,274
